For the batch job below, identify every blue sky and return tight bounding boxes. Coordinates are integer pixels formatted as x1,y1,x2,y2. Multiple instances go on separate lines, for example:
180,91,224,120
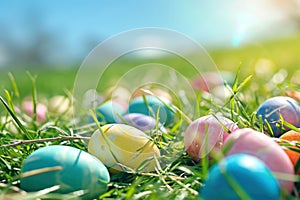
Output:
0,0,296,66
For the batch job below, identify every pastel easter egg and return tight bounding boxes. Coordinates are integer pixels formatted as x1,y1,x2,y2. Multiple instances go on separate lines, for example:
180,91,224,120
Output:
184,115,239,162
131,87,173,103
48,95,73,115
192,71,235,92
90,100,126,124
224,128,294,192
279,130,300,172
200,154,280,200
22,101,48,122
118,113,167,133
82,89,105,109
20,145,110,199
88,124,160,173
0,115,25,134
128,96,175,126
256,96,300,137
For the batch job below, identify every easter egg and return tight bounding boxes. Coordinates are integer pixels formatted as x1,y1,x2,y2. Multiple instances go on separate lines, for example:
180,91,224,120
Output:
88,124,160,173
256,96,300,137
118,113,167,133
128,96,175,126
131,87,173,103
224,128,294,192
91,100,126,124
279,130,300,172
191,71,235,92
82,89,104,109
48,95,73,115
184,115,239,162
200,154,280,200
22,101,48,122
20,145,110,199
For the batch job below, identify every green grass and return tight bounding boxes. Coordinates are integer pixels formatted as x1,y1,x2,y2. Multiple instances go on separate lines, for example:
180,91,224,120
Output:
0,34,300,199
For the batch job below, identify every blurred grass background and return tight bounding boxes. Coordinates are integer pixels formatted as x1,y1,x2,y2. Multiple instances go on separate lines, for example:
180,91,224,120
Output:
1,33,299,98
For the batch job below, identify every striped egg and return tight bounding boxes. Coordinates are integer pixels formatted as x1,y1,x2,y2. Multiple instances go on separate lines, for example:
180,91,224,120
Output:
184,115,239,162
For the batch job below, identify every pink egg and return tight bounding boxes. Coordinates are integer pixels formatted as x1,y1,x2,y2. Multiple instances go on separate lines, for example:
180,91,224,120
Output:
224,128,295,193
184,115,239,162
22,101,47,122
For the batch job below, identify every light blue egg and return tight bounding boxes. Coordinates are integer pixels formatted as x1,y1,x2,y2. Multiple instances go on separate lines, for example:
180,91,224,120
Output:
200,154,280,200
20,145,110,199
128,96,175,126
89,100,126,123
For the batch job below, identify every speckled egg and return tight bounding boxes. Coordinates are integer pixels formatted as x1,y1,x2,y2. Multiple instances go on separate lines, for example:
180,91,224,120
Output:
118,113,167,133
128,96,175,126
88,124,160,173
184,115,239,162
224,128,294,192
20,145,110,199
200,154,280,200
279,130,300,173
90,100,127,124
256,96,300,137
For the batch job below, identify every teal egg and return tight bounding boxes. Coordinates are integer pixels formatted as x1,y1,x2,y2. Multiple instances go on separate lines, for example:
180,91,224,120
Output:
20,145,110,199
128,96,175,126
200,154,280,200
90,100,126,123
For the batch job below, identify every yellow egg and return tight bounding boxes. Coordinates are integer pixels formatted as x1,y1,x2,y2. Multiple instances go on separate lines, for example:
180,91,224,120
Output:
88,124,160,173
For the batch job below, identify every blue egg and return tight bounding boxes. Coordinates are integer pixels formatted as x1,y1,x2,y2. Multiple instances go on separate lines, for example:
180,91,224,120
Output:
256,96,300,137
200,154,280,200
128,96,175,126
20,145,110,199
90,100,126,123
118,113,167,133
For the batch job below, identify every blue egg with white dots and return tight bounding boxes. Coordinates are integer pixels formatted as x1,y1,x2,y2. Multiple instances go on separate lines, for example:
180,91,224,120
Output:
128,96,175,126
118,113,166,133
90,100,126,123
20,145,110,200
256,96,300,137
200,154,280,200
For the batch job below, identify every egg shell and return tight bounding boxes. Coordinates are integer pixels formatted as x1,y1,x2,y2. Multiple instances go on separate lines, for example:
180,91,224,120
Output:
184,115,239,162
88,124,160,173
131,88,173,103
48,95,73,115
91,100,126,124
20,145,110,199
118,113,167,133
256,96,300,137
128,96,175,126
200,154,280,200
82,89,105,109
22,101,48,122
191,71,235,92
224,128,294,192
279,130,300,173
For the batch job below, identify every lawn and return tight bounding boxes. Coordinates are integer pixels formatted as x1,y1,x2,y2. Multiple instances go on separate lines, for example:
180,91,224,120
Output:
0,34,300,199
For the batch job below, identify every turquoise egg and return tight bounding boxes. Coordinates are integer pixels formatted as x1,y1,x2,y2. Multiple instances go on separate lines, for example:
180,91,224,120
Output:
90,100,126,123
128,96,175,126
20,145,110,199
200,154,280,200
